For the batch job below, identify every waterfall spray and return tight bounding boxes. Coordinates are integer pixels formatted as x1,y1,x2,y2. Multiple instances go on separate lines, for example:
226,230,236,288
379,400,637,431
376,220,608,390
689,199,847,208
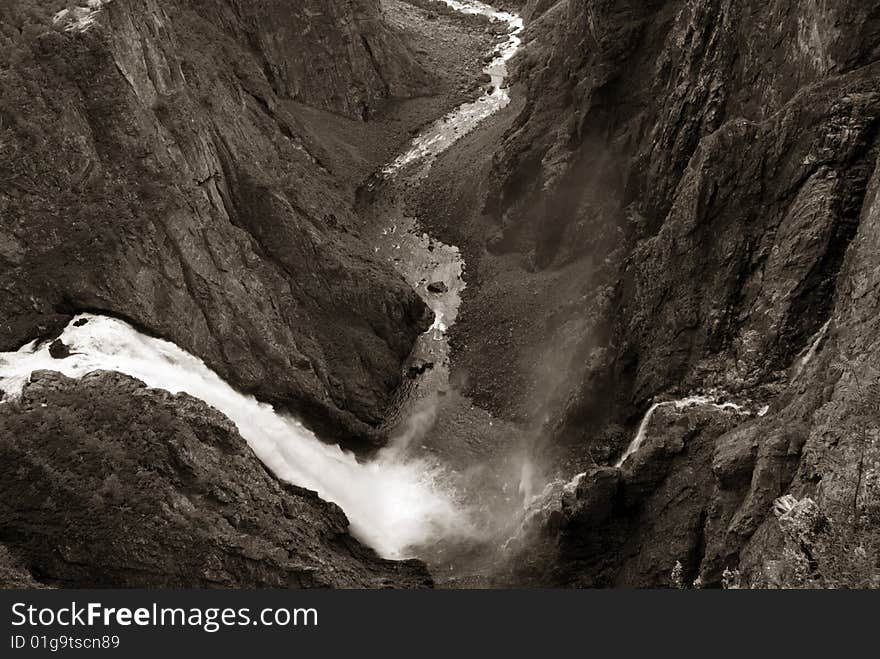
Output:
0,1,528,567
0,315,475,559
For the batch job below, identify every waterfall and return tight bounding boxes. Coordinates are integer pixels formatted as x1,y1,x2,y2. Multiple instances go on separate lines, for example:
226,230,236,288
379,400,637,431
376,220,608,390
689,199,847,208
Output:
793,319,832,380
0,2,526,564
615,395,749,468
0,315,474,560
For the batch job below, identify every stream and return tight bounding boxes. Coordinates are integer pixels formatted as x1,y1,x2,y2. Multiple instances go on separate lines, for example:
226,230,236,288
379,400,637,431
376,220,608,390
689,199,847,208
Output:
369,1,523,422
0,2,526,567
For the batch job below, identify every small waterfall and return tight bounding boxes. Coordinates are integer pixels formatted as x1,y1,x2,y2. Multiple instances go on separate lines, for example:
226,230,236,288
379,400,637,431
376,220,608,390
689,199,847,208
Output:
615,395,750,468
793,319,831,380
0,315,475,559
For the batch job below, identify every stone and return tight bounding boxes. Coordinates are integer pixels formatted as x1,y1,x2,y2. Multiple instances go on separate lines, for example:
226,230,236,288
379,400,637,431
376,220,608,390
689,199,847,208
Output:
0,372,432,588
48,339,70,360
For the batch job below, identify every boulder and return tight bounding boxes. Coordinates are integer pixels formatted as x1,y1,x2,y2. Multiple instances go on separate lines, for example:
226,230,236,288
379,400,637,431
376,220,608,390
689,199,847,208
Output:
48,339,70,359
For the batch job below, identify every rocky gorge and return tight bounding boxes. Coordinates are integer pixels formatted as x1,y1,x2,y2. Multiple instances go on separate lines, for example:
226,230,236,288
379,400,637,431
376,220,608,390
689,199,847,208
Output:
1,0,878,589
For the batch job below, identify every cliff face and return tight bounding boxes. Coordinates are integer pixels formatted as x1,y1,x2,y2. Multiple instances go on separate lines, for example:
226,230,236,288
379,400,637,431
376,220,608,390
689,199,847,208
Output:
0,371,432,588
451,0,880,585
195,0,431,119
496,0,880,398
0,0,433,445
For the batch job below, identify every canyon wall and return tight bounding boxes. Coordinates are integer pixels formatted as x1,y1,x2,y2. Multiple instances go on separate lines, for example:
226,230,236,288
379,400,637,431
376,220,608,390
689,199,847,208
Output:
194,0,431,119
0,0,433,446
494,0,880,405
429,0,880,585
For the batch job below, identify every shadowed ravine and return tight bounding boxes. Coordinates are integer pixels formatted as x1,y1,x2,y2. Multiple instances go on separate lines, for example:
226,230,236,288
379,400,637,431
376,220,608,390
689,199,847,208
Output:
4,0,880,593
0,1,526,572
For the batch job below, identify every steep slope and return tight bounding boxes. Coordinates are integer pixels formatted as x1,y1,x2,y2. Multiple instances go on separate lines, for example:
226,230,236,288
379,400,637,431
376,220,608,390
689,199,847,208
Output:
0,0,432,446
416,0,880,585
487,0,880,423
0,545,47,589
0,371,432,588
191,0,432,120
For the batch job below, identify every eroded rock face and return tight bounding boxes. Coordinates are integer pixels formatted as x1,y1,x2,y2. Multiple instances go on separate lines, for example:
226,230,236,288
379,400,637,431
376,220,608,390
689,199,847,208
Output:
0,0,433,446
491,0,880,401
193,0,432,119
0,371,432,588
449,0,880,586
503,405,744,587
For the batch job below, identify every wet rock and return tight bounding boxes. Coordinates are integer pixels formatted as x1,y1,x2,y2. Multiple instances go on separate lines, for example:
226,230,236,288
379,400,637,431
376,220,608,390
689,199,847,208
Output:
48,339,70,360
502,467,624,587
0,372,432,588
503,404,745,587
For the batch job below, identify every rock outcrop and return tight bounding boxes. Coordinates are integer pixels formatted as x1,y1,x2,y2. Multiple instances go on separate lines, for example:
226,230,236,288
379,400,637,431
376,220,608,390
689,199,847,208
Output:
0,0,433,446
0,371,432,588
420,0,880,586
489,0,880,412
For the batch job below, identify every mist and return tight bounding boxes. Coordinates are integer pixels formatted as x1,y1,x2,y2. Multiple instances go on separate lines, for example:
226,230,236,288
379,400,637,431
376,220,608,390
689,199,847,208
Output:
0,314,478,560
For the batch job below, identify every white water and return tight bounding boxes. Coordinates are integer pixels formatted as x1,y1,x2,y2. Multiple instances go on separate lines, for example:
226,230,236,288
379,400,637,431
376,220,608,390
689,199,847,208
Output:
793,319,831,380
53,0,113,33
511,396,755,539
0,2,525,563
0,315,474,559
382,2,523,176
615,395,750,468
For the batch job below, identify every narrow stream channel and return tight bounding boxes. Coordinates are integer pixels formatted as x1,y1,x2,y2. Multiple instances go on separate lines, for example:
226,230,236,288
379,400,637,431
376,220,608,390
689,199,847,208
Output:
367,0,523,448
0,2,526,569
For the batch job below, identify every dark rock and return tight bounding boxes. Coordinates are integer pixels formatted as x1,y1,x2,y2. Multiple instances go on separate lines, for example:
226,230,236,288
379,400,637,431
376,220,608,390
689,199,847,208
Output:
0,545,47,589
0,371,432,589
427,281,449,294
73,318,89,327
502,467,624,587
0,0,434,447
420,0,880,586
48,339,70,360
206,0,433,120
407,361,435,379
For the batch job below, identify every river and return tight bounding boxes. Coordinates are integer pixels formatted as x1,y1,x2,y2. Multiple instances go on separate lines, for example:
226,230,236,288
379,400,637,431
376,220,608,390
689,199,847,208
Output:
0,2,525,565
